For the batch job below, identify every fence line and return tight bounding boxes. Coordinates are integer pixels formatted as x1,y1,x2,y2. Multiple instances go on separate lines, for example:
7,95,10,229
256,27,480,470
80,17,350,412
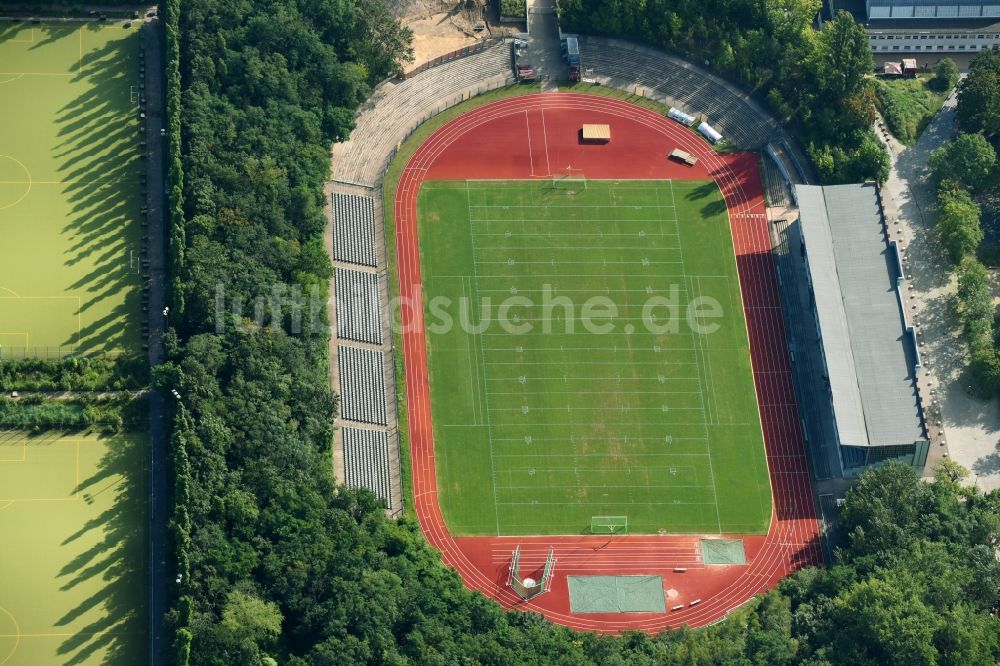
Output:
402,38,510,80
0,347,132,361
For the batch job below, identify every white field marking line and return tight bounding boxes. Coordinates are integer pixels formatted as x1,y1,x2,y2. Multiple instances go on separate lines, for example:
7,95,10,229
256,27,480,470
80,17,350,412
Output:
466,181,502,535
475,231,679,237
475,287,681,293
495,500,719,506
437,272,731,279
490,435,708,442
665,178,723,534
476,259,684,265
475,244,682,252
539,108,552,176
438,273,696,279
463,275,483,426
494,452,712,458
503,484,716,491
467,203,677,208
492,404,705,411
489,389,704,396
483,360,697,365
483,374,701,380
688,276,718,425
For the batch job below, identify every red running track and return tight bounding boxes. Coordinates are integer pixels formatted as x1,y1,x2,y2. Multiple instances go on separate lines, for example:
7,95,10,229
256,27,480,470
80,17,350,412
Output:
393,93,822,632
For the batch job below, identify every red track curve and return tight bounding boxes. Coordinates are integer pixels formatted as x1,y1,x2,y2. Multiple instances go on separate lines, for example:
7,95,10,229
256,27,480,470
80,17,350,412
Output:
393,93,822,632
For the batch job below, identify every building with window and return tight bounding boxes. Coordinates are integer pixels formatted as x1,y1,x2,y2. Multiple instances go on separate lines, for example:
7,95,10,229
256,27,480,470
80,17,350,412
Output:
859,1,1000,54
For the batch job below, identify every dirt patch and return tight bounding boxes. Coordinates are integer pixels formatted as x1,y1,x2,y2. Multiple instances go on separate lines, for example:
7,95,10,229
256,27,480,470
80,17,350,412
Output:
386,0,518,71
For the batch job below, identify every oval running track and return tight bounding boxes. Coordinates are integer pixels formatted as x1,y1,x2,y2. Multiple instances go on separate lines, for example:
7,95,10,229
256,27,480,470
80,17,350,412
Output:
393,93,822,632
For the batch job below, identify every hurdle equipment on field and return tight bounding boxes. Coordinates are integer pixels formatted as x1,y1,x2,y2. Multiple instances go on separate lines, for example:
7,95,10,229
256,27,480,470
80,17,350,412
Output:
508,546,556,600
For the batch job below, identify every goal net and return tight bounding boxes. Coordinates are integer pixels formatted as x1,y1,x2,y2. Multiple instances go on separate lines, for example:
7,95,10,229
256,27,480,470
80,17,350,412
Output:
551,174,587,190
591,515,628,535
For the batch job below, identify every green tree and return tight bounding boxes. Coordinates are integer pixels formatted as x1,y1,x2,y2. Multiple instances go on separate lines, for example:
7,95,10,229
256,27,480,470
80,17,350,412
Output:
937,188,984,263
814,11,874,101
832,578,941,666
931,58,960,92
929,133,997,192
958,48,1000,137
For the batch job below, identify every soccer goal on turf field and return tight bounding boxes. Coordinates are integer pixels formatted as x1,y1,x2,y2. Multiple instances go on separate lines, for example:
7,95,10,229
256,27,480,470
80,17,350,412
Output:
591,515,628,535
552,172,587,190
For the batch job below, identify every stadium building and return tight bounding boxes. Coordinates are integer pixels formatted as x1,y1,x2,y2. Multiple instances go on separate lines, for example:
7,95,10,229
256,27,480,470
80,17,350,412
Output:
795,183,929,476
855,0,1000,54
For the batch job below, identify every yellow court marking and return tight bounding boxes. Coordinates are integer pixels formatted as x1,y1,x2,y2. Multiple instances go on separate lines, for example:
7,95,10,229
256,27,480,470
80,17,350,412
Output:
0,606,19,666
0,501,14,511
0,156,31,211
0,72,73,76
79,26,83,69
0,74,24,85
0,442,26,463
0,287,23,297
0,630,133,639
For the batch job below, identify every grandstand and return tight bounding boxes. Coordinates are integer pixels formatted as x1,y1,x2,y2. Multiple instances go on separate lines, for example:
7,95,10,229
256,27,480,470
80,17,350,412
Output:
330,44,514,187
578,37,780,150
337,345,388,425
335,268,383,345
343,427,392,506
332,192,378,267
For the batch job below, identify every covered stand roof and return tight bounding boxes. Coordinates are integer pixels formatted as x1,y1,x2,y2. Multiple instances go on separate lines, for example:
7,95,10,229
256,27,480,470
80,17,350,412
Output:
795,183,925,448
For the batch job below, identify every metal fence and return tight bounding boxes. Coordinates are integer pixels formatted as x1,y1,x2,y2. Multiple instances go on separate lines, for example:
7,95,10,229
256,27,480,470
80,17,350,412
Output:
402,38,509,79
0,347,130,361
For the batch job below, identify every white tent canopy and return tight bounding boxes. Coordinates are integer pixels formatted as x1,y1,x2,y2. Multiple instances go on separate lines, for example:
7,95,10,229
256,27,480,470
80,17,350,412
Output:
668,107,695,126
697,121,722,144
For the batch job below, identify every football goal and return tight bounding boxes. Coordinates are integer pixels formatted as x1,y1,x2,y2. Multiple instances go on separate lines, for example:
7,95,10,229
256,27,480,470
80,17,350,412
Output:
591,515,628,535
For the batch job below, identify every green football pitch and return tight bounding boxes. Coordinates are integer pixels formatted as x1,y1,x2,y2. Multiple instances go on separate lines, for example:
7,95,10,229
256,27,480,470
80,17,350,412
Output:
0,431,147,665
418,179,772,536
0,22,143,358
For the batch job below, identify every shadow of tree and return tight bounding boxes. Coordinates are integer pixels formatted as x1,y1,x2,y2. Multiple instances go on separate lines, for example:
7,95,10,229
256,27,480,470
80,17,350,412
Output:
55,431,147,666
29,23,80,54
52,27,143,355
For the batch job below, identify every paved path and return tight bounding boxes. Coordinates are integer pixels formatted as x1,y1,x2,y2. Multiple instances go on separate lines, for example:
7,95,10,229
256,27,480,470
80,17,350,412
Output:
877,93,1000,491
526,0,562,89
139,18,168,666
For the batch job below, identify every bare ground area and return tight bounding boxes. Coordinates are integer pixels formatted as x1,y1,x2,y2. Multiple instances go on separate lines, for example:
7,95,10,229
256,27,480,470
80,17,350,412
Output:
385,0,517,71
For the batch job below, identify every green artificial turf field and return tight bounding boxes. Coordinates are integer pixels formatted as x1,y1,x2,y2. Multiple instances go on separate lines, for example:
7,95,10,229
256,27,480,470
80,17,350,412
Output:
0,430,147,665
0,22,143,358
418,179,772,536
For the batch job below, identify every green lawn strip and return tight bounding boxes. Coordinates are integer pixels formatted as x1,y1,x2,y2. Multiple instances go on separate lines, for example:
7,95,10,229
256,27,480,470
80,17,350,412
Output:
418,179,771,536
875,75,953,145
